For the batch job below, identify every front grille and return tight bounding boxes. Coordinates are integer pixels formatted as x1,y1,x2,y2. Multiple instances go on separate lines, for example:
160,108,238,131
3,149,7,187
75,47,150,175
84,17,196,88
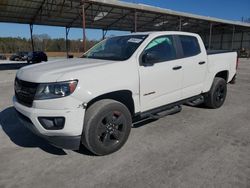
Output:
15,78,39,107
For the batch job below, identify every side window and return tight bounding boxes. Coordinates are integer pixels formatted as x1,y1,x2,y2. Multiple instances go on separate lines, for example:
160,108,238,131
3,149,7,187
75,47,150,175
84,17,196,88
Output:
143,36,177,63
179,35,201,58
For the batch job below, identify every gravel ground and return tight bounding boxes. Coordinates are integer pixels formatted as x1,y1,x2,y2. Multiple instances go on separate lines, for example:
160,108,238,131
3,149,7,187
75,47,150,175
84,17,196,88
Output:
0,59,250,188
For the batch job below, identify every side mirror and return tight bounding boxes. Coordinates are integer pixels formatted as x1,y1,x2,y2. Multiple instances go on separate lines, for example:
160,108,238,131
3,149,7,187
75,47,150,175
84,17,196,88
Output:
141,51,158,66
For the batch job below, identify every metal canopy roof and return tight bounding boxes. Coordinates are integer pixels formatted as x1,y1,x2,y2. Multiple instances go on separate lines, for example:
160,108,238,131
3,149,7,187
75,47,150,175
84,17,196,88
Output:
0,0,250,34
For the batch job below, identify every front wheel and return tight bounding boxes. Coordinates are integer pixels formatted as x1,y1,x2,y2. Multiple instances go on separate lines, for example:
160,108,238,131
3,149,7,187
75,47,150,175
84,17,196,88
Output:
204,77,227,109
82,99,132,156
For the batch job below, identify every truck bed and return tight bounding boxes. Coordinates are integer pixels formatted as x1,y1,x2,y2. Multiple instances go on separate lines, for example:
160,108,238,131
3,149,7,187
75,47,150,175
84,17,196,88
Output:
207,50,234,55
206,51,237,84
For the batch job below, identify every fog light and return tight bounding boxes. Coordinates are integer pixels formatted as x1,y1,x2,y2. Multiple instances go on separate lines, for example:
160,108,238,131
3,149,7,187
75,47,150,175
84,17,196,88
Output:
38,117,65,130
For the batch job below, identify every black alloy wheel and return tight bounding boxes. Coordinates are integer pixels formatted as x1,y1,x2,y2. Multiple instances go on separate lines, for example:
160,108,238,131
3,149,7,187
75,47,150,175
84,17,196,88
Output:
204,77,227,109
82,99,132,155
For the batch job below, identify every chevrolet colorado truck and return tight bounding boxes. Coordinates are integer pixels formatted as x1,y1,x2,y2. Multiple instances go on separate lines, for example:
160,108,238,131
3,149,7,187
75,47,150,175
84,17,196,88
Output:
14,31,238,155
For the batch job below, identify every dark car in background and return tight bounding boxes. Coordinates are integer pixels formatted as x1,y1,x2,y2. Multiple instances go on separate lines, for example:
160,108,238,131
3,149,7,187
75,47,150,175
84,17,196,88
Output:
9,51,28,61
0,54,7,60
238,48,250,58
27,51,48,63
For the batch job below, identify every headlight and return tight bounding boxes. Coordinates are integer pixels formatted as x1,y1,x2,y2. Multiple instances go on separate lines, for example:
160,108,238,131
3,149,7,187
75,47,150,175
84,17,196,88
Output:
35,80,78,100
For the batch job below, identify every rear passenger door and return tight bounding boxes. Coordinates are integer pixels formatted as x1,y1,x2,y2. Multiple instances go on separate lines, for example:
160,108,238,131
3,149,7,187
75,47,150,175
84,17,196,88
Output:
176,35,207,99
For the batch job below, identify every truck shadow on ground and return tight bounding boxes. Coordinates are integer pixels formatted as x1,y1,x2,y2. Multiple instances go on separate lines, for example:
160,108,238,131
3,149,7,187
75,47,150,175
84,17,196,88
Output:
0,107,116,156
0,107,68,155
184,103,208,109
133,118,158,128
0,63,28,70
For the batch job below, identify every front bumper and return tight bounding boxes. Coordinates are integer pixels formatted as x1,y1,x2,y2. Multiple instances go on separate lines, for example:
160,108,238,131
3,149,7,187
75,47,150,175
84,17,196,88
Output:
13,96,85,150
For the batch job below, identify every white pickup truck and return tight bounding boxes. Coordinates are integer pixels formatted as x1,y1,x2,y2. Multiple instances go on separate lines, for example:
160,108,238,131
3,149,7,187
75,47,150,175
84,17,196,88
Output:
14,31,237,155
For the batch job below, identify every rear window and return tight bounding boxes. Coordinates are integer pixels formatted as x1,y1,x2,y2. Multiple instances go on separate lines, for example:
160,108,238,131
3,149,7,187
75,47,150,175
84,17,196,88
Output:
179,35,201,57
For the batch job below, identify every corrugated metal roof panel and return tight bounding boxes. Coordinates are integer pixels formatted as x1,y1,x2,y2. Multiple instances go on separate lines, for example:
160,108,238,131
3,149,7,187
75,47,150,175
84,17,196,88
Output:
0,0,248,34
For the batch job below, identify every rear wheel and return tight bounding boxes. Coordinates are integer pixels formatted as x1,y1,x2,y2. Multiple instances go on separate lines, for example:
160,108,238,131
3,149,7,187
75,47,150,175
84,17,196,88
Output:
82,99,132,156
204,77,227,109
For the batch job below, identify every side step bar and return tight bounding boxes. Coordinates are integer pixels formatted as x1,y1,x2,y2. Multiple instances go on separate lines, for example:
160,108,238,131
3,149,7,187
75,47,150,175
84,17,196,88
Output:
149,105,182,119
185,96,204,107
133,95,203,123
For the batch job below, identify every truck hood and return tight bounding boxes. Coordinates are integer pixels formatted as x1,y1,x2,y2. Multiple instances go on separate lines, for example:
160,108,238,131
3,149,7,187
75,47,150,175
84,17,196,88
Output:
16,58,115,83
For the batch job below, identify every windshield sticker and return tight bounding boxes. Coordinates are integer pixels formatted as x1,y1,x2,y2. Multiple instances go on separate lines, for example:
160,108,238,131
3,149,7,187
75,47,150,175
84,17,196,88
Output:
128,38,143,43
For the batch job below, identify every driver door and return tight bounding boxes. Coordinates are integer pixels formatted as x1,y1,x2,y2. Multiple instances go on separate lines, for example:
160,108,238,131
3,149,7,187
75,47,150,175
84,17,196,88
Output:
138,35,183,111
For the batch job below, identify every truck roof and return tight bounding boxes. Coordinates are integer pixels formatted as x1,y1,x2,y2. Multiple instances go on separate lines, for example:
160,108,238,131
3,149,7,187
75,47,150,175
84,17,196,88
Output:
115,31,199,37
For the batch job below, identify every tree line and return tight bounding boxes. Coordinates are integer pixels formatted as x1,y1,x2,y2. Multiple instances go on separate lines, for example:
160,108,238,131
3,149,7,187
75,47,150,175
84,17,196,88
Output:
0,34,99,53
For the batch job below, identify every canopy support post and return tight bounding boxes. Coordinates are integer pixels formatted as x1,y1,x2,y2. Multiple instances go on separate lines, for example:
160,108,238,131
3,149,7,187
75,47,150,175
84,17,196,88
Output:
30,24,34,52
240,31,244,49
65,27,70,58
231,26,235,50
179,17,182,31
82,2,86,52
220,31,224,50
102,29,108,40
208,23,213,50
134,10,137,32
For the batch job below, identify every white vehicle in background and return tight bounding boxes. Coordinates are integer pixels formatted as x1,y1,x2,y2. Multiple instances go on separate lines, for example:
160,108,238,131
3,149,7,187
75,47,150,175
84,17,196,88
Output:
13,31,238,155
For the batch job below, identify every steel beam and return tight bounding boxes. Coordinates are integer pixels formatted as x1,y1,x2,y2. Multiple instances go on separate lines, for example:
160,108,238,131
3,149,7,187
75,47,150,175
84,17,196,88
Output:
105,11,131,30
65,27,70,58
67,4,91,28
82,2,86,52
137,15,162,31
134,10,137,32
204,32,207,46
179,17,182,31
240,32,244,48
30,24,34,52
220,31,224,49
102,29,108,40
208,23,213,50
59,0,67,15
231,26,235,50
31,0,46,23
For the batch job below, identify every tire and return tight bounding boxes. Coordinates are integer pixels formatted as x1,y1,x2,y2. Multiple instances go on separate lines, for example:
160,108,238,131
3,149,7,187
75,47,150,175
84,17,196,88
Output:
82,99,132,156
204,77,227,109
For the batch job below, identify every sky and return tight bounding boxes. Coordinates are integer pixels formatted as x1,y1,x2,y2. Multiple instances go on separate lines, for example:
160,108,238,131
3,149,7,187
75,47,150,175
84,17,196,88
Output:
0,0,249,40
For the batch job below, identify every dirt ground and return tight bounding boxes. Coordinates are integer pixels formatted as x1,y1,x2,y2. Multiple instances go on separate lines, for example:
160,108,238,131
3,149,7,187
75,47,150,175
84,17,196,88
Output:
0,59,250,188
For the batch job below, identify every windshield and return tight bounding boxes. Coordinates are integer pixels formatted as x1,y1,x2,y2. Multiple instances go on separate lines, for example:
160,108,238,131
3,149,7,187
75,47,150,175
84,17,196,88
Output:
82,35,148,61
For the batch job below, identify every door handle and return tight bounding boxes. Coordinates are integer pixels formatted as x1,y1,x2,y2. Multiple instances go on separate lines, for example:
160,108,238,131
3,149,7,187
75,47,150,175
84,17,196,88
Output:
199,61,206,65
172,66,182,70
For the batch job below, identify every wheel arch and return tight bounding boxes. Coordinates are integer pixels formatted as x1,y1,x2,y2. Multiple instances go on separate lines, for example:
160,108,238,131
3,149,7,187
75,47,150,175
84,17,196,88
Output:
86,90,135,116
215,70,229,82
